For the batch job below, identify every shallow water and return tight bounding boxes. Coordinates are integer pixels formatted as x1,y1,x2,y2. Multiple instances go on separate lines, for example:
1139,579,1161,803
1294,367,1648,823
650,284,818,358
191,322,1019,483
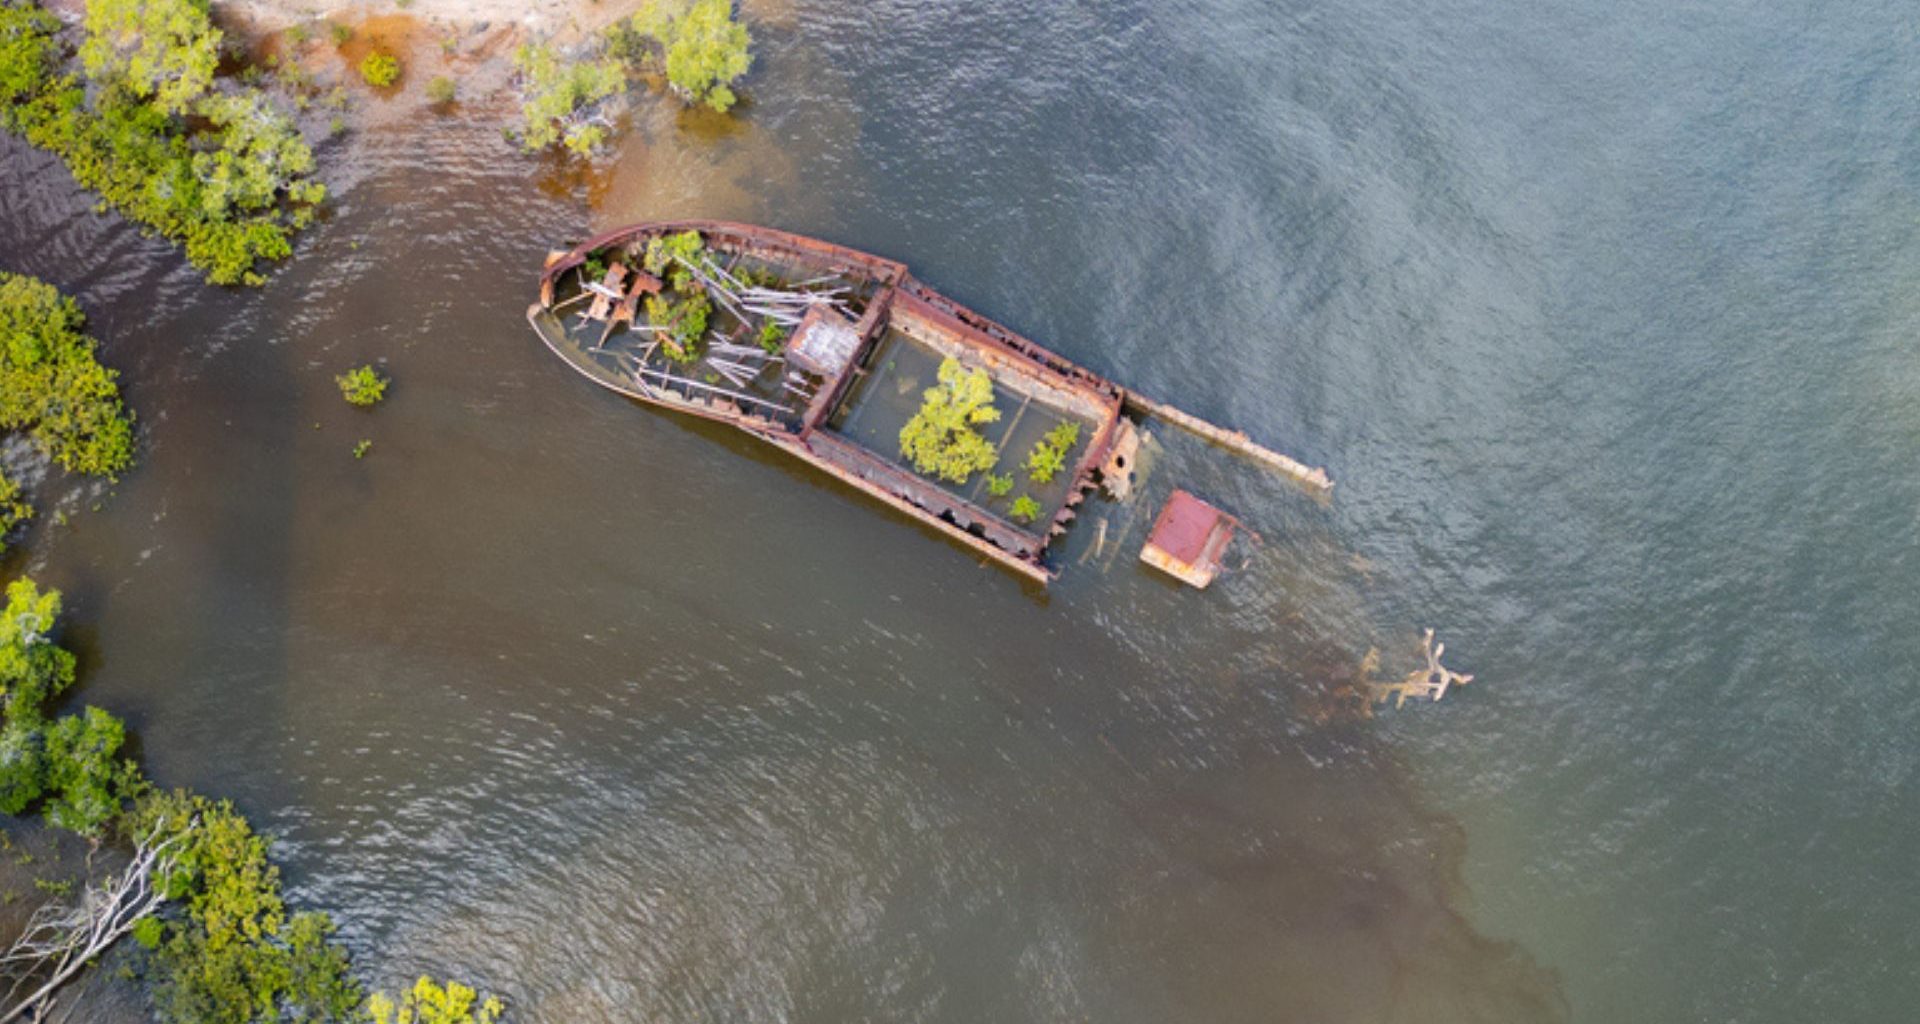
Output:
3,0,1917,1020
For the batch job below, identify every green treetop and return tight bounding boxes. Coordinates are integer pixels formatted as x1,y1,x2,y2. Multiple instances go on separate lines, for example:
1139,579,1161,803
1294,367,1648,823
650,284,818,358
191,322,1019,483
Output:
0,4,60,104
621,0,751,112
0,274,137,479
130,788,364,1024
0,577,76,720
81,0,222,114
513,41,624,156
41,705,131,838
360,51,401,88
192,93,327,220
899,357,1001,484
367,976,505,1024
337,364,389,406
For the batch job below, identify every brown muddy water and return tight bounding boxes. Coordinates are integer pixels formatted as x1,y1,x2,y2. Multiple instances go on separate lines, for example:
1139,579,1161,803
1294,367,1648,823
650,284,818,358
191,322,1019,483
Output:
7,0,1920,1021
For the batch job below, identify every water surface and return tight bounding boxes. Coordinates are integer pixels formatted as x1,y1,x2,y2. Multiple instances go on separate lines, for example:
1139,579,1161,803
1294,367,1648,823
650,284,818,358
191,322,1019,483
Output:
2,0,1916,1021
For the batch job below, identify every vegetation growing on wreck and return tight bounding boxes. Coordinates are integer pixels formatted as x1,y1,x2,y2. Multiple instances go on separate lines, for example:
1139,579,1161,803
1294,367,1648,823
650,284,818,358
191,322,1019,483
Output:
643,230,705,287
1025,420,1079,484
641,230,714,363
646,293,711,363
0,0,325,285
756,319,789,354
512,40,622,156
899,358,1001,484
0,574,505,1022
609,0,753,113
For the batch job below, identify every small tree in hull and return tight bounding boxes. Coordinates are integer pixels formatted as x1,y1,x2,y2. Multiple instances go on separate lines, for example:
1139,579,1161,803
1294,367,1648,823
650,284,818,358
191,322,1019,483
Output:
899,358,1000,484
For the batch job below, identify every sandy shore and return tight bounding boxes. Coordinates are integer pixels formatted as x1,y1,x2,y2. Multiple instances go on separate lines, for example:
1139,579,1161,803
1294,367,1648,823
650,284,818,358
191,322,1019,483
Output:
222,0,647,38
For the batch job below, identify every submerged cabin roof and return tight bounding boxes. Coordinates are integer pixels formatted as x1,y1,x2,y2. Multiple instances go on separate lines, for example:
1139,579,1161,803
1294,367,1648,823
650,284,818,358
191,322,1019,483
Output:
1141,489,1238,588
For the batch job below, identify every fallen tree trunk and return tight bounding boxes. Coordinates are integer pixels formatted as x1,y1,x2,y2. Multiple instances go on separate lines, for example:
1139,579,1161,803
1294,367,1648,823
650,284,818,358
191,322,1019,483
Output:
0,831,180,1024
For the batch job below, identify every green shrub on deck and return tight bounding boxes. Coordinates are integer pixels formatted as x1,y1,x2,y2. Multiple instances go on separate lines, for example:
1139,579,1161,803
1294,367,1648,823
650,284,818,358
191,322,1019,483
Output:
899,358,1001,484
1024,420,1079,484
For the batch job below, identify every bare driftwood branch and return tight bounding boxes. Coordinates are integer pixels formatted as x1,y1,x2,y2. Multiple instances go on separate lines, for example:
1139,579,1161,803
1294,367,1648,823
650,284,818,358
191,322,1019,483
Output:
0,830,182,1024
1363,628,1474,709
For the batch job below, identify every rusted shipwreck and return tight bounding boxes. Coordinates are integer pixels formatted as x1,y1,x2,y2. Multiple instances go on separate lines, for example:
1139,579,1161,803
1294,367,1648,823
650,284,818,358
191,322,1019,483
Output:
527,220,1330,586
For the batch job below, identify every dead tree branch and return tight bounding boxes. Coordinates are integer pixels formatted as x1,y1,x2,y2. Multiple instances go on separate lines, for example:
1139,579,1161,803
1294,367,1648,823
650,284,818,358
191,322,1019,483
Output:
0,829,181,1024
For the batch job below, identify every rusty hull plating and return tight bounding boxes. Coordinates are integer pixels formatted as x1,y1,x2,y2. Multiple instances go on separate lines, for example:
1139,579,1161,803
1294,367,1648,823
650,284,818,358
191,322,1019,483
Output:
528,220,1328,586
529,220,1129,584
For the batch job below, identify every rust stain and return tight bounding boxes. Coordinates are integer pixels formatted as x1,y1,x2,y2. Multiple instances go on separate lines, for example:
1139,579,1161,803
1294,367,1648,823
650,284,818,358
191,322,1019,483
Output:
530,220,1320,586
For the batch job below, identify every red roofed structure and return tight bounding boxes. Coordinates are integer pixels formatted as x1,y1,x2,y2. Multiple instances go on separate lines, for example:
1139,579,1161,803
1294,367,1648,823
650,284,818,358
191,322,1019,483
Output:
1140,489,1240,588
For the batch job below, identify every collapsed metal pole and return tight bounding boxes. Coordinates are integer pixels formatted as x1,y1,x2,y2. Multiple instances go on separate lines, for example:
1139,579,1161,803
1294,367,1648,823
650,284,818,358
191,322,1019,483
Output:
1121,391,1333,494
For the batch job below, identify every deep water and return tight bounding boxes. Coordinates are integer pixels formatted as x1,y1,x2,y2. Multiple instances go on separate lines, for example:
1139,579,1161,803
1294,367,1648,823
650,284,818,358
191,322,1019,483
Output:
2,0,1916,1020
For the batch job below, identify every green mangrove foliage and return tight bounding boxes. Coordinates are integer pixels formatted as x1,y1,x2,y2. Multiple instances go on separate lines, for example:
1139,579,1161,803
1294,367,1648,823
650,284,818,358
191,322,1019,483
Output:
79,0,220,116
0,580,139,844
41,704,130,838
0,578,79,815
899,358,1001,484
426,75,457,104
367,976,505,1024
985,472,1013,497
641,231,712,363
644,293,711,364
1024,420,1079,484
0,273,137,478
337,364,389,406
1009,494,1041,524
512,41,622,156
0,574,505,1024
0,474,29,545
0,0,325,284
191,93,326,224
0,274,136,549
614,0,751,113
129,788,364,1024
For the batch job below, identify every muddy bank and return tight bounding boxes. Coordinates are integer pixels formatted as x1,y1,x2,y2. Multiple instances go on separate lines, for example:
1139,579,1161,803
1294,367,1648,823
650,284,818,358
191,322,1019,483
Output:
222,0,646,37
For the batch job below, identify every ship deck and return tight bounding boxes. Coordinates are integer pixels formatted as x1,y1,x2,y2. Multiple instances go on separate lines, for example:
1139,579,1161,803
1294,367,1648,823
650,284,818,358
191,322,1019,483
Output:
529,221,1191,583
